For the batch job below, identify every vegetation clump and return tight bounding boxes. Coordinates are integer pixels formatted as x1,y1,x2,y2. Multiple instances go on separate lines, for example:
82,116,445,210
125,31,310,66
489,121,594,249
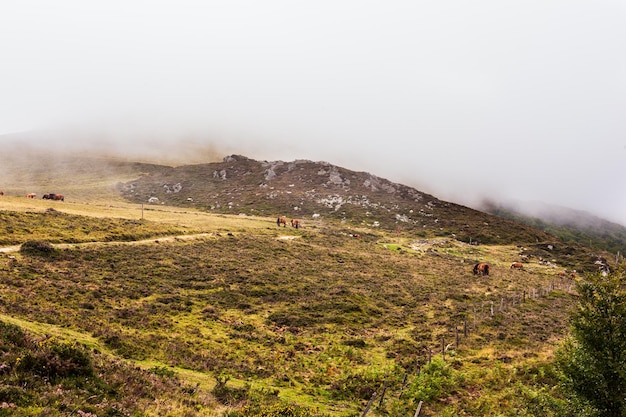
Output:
19,240,56,256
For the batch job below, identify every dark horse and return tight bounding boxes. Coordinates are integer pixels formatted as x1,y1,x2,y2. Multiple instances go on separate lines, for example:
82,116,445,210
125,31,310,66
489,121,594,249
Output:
277,217,287,227
43,193,64,201
473,263,490,276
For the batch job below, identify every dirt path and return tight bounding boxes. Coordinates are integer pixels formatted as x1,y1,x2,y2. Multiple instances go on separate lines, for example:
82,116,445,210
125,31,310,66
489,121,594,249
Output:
0,233,216,254
0,232,304,254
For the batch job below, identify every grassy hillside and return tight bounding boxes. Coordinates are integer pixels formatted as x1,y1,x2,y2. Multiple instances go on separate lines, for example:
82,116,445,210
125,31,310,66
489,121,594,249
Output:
0,151,619,415
0,207,589,416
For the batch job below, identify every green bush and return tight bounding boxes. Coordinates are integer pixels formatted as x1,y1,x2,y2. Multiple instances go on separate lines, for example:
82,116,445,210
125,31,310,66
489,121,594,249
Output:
149,365,176,378
406,358,458,403
212,374,251,405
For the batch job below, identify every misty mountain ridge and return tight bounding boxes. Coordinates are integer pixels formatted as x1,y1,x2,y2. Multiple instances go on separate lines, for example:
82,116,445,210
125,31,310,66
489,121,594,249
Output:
479,199,626,255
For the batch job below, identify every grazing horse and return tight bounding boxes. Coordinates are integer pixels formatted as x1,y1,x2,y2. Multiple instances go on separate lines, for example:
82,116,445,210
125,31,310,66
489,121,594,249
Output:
290,219,300,229
473,262,490,276
510,262,524,270
276,217,287,227
43,193,64,201
0,191,3,196
26,193,36,198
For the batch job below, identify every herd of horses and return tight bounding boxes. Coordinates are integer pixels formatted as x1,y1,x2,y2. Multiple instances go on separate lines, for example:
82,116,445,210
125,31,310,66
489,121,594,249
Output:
473,262,524,276
0,192,64,201
473,262,526,276
276,217,300,229
473,261,576,278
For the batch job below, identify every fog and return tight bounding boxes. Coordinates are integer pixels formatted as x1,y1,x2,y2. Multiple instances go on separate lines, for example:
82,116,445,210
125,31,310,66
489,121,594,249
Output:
1,1,625,225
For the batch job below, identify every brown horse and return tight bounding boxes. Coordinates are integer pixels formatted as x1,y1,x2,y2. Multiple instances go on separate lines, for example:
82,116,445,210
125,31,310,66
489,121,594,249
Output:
43,193,64,201
0,191,4,196
26,193,36,198
276,217,287,227
510,262,524,270
290,219,300,229
473,263,490,276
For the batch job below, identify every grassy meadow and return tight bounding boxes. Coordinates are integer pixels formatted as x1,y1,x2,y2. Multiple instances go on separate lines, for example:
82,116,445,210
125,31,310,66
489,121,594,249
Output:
0,155,592,416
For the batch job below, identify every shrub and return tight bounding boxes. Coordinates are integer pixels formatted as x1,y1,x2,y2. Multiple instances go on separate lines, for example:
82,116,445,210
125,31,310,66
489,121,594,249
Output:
328,372,381,401
16,340,93,380
0,321,30,350
149,365,176,378
211,374,251,405
405,358,458,403
19,240,56,256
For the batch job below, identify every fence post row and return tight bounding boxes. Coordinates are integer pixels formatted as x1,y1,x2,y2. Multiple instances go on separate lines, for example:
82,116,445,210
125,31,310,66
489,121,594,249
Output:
384,279,575,415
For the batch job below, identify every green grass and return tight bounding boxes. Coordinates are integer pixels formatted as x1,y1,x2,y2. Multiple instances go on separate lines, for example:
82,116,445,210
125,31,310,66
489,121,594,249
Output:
0,205,580,415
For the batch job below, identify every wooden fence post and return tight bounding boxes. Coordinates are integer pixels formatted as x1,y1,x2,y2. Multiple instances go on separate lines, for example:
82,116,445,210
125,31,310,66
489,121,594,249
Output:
378,381,387,407
473,306,477,331
414,401,424,417
361,392,378,417
398,374,408,398
441,336,445,360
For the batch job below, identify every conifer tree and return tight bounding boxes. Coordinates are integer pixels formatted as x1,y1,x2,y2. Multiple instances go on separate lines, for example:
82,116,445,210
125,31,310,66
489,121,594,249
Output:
556,268,626,417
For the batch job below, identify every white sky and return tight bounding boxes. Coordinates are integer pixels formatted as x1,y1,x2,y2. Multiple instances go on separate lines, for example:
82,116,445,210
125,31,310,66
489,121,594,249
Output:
1,1,625,225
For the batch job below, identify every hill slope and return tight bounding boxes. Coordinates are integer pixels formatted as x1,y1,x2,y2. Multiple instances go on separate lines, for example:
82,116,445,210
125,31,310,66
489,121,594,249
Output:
0,208,580,416
119,155,555,245
0,149,621,415
118,154,616,274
